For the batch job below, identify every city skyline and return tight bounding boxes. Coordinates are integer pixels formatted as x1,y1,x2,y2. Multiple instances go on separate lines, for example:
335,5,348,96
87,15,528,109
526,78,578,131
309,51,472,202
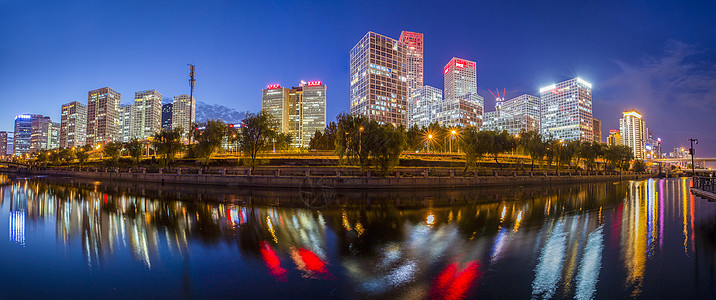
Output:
1,1,714,155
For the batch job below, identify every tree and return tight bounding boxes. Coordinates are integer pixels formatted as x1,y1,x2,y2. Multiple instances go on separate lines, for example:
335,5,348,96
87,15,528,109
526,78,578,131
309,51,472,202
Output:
274,132,293,151
76,145,92,166
405,124,425,153
102,142,122,164
36,151,50,166
124,139,144,164
59,148,74,165
191,119,227,166
334,113,369,167
308,122,337,150
632,160,647,173
520,130,546,171
151,128,184,166
239,112,278,172
363,122,406,174
460,126,487,171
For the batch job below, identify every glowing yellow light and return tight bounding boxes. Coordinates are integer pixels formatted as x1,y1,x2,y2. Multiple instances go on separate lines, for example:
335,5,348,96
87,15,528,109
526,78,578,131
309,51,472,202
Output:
267,216,278,243
451,130,456,135
342,212,351,232
428,134,433,139
623,110,642,119
426,213,435,225
513,211,523,232
355,222,365,237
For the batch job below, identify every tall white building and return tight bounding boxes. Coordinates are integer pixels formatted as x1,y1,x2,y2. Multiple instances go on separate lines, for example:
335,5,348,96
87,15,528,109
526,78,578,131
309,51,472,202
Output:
440,57,483,128
119,104,135,143
502,94,541,131
408,85,442,129
620,110,646,160
399,31,423,99
262,81,327,148
262,85,290,133
86,87,121,145
133,90,163,140
539,77,593,142
60,101,87,148
172,94,195,136
349,31,408,127
299,82,327,148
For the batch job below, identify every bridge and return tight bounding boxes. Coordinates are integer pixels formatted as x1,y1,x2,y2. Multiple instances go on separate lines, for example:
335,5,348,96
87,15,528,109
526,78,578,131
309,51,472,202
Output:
0,161,30,169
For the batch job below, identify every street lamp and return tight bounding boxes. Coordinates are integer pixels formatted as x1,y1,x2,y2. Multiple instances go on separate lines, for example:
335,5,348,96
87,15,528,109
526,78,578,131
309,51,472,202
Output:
427,134,433,153
689,138,698,176
359,126,364,153
450,130,456,153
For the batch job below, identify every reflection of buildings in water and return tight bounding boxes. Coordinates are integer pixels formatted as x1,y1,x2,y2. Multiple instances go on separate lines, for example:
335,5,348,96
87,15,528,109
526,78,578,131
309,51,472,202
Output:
9,210,25,246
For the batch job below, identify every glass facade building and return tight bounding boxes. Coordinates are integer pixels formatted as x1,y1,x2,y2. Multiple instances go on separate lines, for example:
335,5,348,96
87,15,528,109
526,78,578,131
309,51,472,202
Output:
262,82,327,148
619,110,646,160
539,78,593,142
502,94,541,131
13,114,42,155
172,94,195,137
440,58,482,128
399,31,423,99
350,31,408,127
162,103,173,130
86,87,121,145
408,85,442,129
133,89,163,140
119,104,135,143
60,101,87,148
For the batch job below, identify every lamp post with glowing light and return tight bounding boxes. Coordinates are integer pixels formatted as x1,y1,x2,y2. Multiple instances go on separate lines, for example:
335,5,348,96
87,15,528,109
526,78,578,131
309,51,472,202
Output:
359,126,364,153
689,138,698,176
427,134,433,153
450,130,456,153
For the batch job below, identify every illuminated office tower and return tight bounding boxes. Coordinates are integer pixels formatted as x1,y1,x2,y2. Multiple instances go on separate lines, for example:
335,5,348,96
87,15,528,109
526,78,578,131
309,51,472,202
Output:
399,31,423,98
620,110,646,160
440,57,482,128
133,90,163,140
349,31,408,127
592,118,602,143
607,129,621,146
30,116,52,153
119,104,135,143
0,131,7,156
162,103,172,130
502,94,541,131
60,101,87,148
262,81,327,148
13,114,41,155
172,94,195,136
86,87,121,145
483,111,537,135
539,77,593,142
408,85,442,129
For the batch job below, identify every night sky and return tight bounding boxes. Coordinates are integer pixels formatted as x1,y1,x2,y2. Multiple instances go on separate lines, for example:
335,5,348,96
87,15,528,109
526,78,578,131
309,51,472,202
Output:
1,0,715,155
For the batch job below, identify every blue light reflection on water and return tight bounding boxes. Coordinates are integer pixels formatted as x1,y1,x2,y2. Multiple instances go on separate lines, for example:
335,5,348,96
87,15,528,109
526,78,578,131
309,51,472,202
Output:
0,176,715,299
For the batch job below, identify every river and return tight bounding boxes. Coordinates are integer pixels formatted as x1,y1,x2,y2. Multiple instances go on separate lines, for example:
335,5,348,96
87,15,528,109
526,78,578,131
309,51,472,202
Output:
0,175,714,299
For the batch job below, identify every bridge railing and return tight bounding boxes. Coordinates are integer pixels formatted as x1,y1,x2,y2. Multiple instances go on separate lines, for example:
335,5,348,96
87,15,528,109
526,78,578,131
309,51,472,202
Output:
693,176,716,194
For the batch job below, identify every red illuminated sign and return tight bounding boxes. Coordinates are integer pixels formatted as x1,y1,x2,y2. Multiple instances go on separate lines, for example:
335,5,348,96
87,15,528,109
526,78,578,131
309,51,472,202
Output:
267,84,280,89
306,81,322,86
454,59,475,69
444,65,450,74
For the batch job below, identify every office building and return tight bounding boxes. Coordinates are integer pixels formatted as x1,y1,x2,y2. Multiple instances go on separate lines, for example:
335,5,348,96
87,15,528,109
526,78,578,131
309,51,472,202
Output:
0,132,8,156
440,57,483,128
502,94,541,131
30,116,52,153
592,118,602,143
13,114,42,155
644,128,661,159
539,77,593,142
133,90,163,140
349,31,408,127
162,103,173,130
483,111,537,135
172,94,195,137
399,31,423,98
408,85,442,129
619,110,646,160
60,101,87,148
607,129,621,146
262,81,327,148
86,87,121,145
119,104,135,143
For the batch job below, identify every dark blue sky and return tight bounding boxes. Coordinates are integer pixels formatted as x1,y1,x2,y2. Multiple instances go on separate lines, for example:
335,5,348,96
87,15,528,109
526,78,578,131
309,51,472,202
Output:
1,0,715,155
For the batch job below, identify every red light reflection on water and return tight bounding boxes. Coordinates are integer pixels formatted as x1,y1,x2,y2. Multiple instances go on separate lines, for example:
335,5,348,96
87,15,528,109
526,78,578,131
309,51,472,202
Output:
298,248,327,274
260,241,287,281
430,261,480,300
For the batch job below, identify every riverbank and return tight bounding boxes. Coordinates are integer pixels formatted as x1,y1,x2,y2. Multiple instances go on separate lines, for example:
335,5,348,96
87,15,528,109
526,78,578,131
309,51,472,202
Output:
19,167,657,189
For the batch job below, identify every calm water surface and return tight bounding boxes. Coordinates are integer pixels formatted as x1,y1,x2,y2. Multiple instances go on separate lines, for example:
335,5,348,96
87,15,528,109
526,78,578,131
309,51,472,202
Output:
1,175,715,299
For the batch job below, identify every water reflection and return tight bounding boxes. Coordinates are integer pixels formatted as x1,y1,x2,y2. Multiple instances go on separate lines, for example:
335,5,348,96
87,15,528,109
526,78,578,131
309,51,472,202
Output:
0,175,714,298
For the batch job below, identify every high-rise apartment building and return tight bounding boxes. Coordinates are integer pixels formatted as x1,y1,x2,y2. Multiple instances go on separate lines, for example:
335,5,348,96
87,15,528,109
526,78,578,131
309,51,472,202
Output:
119,104,135,143
60,101,87,148
349,31,408,127
262,81,327,148
440,57,483,128
620,110,646,160
399,31,423,98
13,114,42,155
592,118,602,143
0,132,8,156
607,130,621,146
133,90,163,140
86,87,121,145
408,85,442,129
502,94,541,131
172,94,195,136
162,103,173,130
539,78,593,142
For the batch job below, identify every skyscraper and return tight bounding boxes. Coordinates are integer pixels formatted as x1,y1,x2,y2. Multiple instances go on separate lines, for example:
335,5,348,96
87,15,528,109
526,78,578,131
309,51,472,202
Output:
607,130,621,146
440,57,483,128
0,132,8,156
13,114,42,155
399,31,423,98
502,94,541,131
162,103,173,130
408,85,443,129
350,31,408,127
539,77,593,142
119,104,135,143
592,118,602,143
620,110,646,160
86,87,121,145
60,101,87,148
262,81,327,148
172,94,195,136
133,89,163,140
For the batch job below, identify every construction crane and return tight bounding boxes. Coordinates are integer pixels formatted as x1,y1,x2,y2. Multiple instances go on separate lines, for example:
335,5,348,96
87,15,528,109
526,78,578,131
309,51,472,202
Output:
488,88,506,112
